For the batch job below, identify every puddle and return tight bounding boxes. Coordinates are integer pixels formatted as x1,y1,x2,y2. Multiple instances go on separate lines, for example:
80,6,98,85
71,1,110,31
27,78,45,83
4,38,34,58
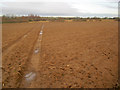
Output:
34,49,39,54
40,31,43,35
25,72,36,82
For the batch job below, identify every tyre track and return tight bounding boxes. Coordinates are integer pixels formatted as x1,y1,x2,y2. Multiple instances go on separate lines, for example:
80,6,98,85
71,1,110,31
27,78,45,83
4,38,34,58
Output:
2,23,42,88
20,24,44,88
2,25,29,52
16,23,42,87
2,25,37,56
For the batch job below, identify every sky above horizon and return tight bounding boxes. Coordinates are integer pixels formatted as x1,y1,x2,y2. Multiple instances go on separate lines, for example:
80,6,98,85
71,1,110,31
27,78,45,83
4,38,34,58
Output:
0,0,119,17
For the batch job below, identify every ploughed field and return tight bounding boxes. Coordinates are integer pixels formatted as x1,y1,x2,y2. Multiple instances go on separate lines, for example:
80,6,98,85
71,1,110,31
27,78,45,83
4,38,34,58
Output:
2,20,118,88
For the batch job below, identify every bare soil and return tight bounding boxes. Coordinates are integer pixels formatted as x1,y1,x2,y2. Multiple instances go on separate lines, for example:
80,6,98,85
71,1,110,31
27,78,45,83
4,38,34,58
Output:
2,20,118,88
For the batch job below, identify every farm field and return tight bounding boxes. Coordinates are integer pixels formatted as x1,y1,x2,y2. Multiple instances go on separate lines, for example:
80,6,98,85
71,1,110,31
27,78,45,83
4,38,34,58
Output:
2,20,118,88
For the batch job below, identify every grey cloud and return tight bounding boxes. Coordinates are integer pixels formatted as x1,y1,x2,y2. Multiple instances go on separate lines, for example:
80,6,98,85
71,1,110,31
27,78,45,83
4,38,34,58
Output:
95,1,118,10
1,2,79,16
1,2,118,17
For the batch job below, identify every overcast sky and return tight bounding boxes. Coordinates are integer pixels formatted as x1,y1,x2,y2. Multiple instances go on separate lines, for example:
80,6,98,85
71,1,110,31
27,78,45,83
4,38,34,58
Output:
0,0,119,17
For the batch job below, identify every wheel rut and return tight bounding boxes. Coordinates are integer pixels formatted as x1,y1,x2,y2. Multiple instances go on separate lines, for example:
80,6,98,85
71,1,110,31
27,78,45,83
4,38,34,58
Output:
2,25,36,54
20,24,44,88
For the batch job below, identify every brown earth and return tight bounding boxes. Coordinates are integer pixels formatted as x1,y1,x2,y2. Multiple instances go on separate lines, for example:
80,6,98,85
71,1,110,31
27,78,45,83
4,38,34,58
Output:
2,23,42,88
2,20,118,88
2,23,37,52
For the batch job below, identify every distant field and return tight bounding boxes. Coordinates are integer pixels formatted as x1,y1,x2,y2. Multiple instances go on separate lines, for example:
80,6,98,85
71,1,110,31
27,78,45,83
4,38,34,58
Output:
2,20,118,88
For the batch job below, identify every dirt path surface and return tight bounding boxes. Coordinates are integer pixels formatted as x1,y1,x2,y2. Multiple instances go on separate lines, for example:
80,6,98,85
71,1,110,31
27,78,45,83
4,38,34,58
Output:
2,20,118,88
